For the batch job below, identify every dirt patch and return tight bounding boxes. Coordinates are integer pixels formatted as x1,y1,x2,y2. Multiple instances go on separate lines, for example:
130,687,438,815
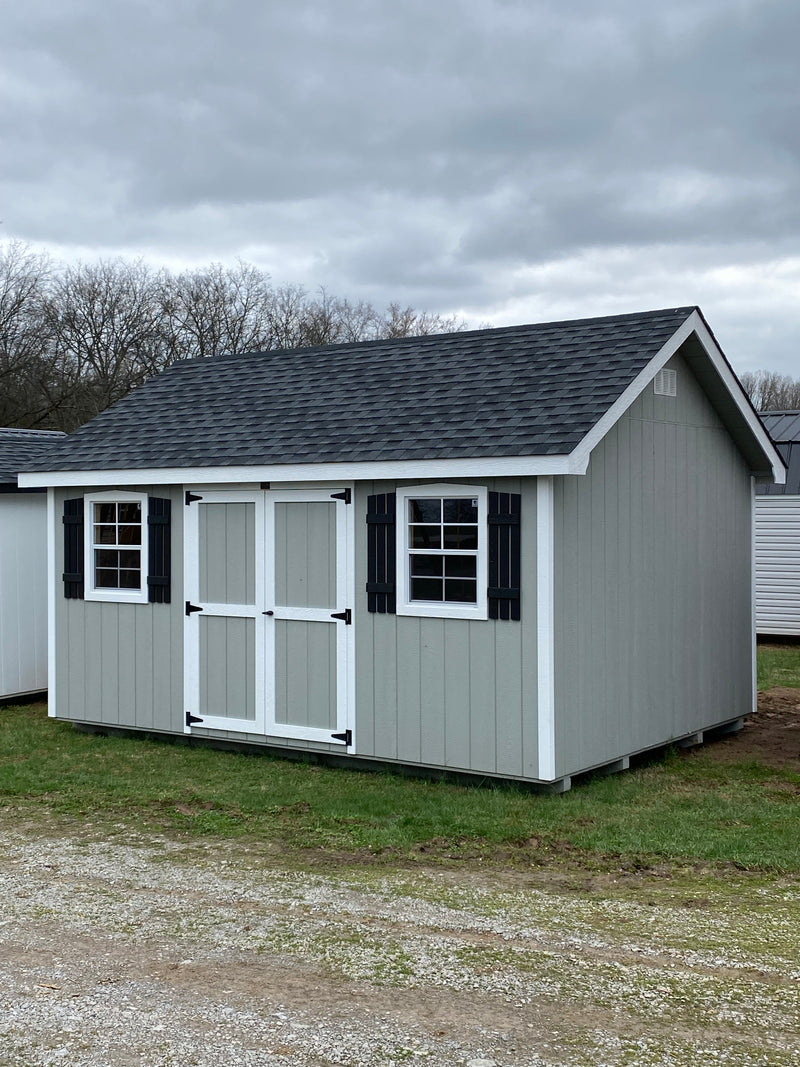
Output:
701,688,800,769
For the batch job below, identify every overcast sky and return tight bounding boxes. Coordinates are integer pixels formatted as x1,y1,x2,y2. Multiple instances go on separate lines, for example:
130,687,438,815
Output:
3,0,799,375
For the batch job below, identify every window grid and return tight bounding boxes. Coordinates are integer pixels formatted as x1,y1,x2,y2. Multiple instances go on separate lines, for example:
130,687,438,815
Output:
407,496,479,605
92,501,143,591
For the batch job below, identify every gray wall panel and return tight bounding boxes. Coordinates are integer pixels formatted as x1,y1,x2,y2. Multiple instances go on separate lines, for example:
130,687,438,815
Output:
554,351,754,777
354,477,539,778
274,619,337,729
54,486,184,733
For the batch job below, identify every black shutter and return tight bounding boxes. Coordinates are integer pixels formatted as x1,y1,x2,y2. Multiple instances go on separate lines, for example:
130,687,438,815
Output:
147,497,171,604
488,492,521,620
366,492,396,613
63,498,84,599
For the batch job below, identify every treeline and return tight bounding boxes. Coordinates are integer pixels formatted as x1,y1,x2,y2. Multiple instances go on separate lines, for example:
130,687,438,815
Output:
739,370,800,412
0,241,465,432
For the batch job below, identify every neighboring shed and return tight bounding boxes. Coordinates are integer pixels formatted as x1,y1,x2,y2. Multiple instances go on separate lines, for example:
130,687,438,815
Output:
19,308,784,790
0,428,66,700
755,410,800,636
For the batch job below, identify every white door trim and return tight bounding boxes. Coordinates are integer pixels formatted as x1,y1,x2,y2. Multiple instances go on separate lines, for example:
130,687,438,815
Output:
183,489,266,735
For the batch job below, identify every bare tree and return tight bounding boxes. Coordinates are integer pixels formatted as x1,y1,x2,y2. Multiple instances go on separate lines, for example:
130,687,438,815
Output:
158,261,276,361
43,259,161,428
740,370,800,411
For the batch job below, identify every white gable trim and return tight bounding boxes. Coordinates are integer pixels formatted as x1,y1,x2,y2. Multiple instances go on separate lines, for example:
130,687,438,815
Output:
18,453,572,489
567,309,786,482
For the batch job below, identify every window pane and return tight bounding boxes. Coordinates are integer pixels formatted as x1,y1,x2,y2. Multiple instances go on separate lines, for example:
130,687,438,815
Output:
411,554,443,577
409,499,441,523
410,525,441,549
444,579,477,603
95,549,120,569
95,568,119,588
119,550,141,569
445,555,477,578
118,502,142,523
94,524,117,545
410,577,443,601
118,525,141,545
443,525,479,550
95,502,116,523
119,569,141,589
443,498,478,523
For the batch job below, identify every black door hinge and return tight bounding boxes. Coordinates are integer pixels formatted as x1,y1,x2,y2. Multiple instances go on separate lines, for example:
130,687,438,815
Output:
185,601,203,616
331,489,351,503
185,491,203,505
331,729,352,745
330,609,351,624
186,712,204,726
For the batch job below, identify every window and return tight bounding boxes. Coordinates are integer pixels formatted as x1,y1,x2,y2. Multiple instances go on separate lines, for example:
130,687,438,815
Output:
84,492,149,603
396,484,487,619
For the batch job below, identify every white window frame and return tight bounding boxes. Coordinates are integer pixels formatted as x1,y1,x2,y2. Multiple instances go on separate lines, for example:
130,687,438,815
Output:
84,490,149,604
396,483,488,620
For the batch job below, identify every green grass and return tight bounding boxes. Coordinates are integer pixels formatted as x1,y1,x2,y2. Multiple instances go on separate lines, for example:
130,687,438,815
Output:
757,641,800,689
1,645,798,872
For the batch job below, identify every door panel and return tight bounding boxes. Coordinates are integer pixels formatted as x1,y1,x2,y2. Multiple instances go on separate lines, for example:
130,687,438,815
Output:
274,619,337,730
266,490,349,743
199,615,257,723
184,490,265,734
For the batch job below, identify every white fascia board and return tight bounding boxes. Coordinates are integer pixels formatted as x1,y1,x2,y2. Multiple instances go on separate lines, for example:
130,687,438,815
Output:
18,453,572,489
567,309,786,483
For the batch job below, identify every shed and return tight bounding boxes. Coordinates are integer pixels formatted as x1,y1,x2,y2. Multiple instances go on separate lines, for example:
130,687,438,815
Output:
0,428,66,701
755,410,800,636
19,307,784,789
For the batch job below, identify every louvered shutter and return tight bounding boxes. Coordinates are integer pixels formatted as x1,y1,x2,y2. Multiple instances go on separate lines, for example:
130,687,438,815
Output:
366,492,396,613
147,497,171,604
488,491,521,620
63,497,84,599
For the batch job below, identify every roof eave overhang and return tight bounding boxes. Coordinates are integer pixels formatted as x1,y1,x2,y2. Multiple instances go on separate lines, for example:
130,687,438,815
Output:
18,452,577,489
567,308,786,484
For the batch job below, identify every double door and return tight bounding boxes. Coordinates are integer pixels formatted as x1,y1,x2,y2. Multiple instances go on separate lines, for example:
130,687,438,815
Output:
184,488,352,745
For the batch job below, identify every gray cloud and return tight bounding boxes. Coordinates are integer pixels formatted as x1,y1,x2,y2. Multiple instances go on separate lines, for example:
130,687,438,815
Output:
3,0,800,374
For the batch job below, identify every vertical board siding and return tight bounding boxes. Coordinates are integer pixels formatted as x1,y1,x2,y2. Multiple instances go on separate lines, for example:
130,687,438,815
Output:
199,502,255,604
275,501,336,608
274,619,337,729
0,495,48,697
554,351,754,777
355,477,539,780
755,496,800,635
199,616,256,721
54,486,184,732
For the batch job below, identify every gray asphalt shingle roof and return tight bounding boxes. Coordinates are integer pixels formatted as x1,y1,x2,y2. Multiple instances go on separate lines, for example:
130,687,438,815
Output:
0,429,67,485
759,411,800,495
21,307,697,473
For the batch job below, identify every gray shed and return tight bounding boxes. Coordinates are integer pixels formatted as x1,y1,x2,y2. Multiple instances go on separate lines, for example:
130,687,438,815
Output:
755,410,800,636
19,307,784,789
0,428,65,700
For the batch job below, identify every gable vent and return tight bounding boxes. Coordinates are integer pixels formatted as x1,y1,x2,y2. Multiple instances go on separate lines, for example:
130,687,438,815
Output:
653,368,677,396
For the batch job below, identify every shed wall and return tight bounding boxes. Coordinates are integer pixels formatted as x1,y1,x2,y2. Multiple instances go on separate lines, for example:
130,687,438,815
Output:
553,351,754,777
353,478,539,779
755,496,800,635
0,493,48,698
53,486,185,732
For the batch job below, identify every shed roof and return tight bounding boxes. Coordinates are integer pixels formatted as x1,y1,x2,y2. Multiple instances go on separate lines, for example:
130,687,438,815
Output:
17,306,782,486
0,428,66,486
758,411,800,495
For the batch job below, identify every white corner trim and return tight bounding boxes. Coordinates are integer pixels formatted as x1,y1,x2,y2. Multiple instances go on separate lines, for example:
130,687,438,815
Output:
567,309,786,482
46,488,56,718
750,476,757,717
536,476,556,781
18,454,572,490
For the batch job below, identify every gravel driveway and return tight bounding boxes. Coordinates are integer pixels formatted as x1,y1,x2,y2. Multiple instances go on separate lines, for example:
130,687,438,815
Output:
1,818,798,1067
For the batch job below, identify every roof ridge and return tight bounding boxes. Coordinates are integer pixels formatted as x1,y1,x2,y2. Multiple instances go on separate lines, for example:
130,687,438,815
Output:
203,306,699,365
